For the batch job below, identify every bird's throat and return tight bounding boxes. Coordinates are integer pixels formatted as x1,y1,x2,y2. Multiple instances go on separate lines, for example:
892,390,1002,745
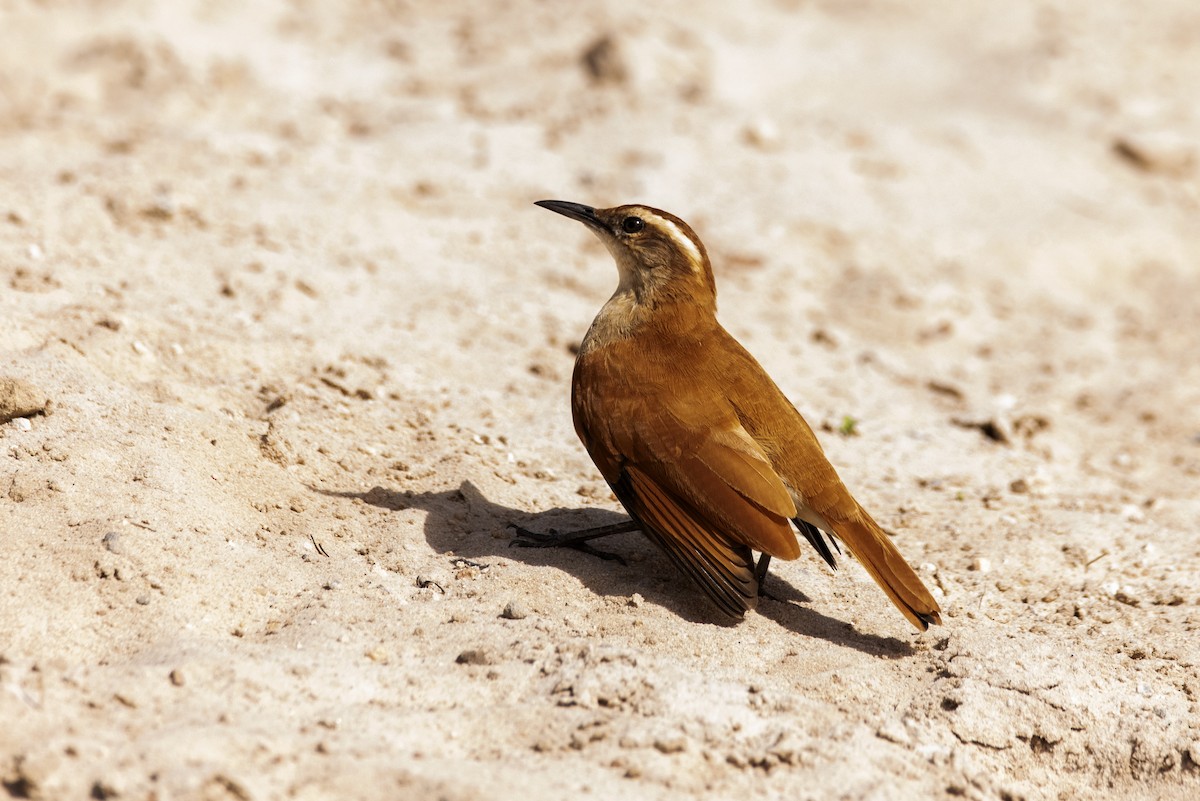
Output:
578,290,646,356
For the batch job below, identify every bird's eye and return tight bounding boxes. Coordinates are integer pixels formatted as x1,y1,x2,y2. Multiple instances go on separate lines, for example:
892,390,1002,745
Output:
621,216,645,234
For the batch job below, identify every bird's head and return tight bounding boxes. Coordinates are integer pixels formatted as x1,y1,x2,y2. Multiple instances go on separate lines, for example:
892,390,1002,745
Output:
535,200,717,310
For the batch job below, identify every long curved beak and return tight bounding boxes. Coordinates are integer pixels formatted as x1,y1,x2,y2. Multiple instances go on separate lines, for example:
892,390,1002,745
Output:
534,200,607,233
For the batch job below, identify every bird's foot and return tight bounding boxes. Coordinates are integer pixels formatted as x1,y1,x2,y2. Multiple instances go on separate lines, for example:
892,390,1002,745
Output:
507,523,628,565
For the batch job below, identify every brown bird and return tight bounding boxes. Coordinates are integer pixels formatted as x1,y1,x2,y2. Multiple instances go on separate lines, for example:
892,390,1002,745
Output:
516,200,942,631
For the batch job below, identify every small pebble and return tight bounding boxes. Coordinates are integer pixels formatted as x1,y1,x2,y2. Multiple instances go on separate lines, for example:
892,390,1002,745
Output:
13,417,31,431
654,736,687,754
1009,478,1029,494
969,557,991,573
743,117,781,150
135,595,151,605
0,376,47,419
1113,131,1196,175
169,669,185,686
0,377,48,423
628,593,644,608
581,34,627,84
501,600,529,620
102,532,124,554
455,648,496,666
1115,587,1141,607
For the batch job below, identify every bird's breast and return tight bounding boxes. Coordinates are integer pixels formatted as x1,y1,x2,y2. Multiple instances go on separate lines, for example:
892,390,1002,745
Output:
571,323,728,449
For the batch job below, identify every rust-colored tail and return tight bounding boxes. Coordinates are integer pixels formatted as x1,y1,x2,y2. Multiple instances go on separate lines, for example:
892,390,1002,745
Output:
831,509,942,631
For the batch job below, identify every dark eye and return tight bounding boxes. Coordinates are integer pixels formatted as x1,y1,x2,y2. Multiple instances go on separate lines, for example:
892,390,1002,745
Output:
621,216,645,234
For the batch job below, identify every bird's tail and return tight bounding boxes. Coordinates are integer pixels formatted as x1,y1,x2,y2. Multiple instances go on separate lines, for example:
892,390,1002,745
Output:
832,510,942,631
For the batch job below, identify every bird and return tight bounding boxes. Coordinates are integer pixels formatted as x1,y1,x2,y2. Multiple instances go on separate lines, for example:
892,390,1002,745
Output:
514,200,942,632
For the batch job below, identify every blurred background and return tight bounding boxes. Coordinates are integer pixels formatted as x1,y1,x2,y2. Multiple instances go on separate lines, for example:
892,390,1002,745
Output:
5,0,1197,494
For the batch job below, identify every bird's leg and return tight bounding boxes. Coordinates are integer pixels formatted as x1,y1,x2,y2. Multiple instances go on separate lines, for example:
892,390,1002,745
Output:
508,520,639,565
755,554,784,602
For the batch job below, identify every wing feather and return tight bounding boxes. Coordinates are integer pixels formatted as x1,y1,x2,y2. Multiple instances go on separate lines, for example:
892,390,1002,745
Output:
618,465,757,617
631,411,801,559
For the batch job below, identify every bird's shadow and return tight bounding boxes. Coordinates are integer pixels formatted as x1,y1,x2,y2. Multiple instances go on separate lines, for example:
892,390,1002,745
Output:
316,480,915,658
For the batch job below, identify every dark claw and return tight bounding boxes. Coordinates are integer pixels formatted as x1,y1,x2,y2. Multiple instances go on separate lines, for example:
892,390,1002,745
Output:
506,523,560,546
507,523,628,565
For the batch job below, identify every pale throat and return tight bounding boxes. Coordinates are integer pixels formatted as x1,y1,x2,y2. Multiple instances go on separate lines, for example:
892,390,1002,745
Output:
602,238,643,294
579,288,647,355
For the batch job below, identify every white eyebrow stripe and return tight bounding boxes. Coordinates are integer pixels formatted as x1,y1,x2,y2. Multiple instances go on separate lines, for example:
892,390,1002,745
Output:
644,212,702,270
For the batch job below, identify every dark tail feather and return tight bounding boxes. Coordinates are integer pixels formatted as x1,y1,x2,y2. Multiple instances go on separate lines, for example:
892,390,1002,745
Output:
794,517,840,569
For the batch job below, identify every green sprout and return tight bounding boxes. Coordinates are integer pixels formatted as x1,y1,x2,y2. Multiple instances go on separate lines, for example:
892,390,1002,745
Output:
839,415,859,436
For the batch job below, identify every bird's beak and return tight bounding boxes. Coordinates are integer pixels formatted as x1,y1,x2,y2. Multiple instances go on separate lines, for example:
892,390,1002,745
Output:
534,200,607,234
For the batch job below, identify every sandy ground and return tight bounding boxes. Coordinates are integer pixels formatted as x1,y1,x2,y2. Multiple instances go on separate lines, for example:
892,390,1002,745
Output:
2,1,1199,799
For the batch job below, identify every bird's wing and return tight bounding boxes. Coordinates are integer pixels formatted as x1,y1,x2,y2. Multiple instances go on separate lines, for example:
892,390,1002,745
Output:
616,401,801,547
571,326,942,630
613,464,759,618
575,387,804,616
622,397,802,558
